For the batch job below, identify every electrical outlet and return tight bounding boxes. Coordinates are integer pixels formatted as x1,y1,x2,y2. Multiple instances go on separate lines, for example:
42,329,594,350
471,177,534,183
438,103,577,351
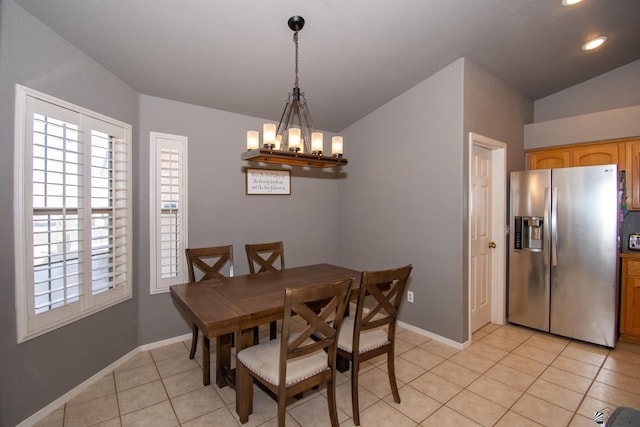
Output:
407,290,414,303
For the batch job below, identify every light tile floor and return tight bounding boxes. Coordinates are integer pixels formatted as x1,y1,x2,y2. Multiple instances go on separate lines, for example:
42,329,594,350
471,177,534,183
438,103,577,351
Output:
33,323,640,426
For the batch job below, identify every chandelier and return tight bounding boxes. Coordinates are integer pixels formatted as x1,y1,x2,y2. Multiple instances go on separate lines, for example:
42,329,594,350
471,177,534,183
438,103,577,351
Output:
242,16,348,168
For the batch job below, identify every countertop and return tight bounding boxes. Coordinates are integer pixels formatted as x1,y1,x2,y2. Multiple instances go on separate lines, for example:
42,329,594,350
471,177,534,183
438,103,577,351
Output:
620,251,640,258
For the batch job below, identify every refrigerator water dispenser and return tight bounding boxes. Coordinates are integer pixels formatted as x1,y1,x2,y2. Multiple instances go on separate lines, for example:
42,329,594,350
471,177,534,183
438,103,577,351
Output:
513,216,543,251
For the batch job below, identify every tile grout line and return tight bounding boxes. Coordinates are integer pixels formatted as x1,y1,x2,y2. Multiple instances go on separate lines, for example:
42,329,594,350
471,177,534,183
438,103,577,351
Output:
398,328,513,426
498,334,570,426
153,349,182,426
471,334,533,426
437,328,594,426
490,331,619,426
113,371,123,427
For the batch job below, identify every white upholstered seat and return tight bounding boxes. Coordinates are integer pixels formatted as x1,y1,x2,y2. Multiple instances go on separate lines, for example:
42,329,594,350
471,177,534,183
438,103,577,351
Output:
237,335,329,386
337,316,389,354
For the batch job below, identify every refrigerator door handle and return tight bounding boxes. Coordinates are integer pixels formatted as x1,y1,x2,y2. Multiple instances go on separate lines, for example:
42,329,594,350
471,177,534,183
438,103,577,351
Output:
544,186,550,264
551,186,558,266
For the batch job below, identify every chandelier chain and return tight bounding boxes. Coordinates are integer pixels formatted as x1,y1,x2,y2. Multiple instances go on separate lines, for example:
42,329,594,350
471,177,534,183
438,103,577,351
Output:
293,31,299,88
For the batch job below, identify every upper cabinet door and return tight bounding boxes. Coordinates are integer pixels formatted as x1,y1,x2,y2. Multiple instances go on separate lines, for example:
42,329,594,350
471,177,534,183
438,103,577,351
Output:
572,143,620,167
627,141,640,210
527,148,571,170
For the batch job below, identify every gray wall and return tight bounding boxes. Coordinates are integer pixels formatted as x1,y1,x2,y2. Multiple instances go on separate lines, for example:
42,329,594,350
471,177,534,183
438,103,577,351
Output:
137,95,344,344
525,60,640,150
337,59,466,341
336,58,531,343
0,1,139,425
462,59,533,338
463,59,531,174
524,105,640,150
534,60,640,122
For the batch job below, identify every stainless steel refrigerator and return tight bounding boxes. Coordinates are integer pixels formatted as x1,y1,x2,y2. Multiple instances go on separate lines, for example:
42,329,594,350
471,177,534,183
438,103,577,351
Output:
508,164,620,348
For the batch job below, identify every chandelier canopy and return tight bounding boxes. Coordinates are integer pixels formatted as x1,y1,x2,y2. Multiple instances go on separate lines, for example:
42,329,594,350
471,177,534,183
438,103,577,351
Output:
242,16,348,168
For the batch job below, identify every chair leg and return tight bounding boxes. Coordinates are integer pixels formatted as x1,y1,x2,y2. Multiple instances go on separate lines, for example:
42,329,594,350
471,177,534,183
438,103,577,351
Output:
189,324,198,359
387,351,401,403
351,360,361,426
277,394,287,427
327,377,340,427
270,320,277,340
236,361,253,424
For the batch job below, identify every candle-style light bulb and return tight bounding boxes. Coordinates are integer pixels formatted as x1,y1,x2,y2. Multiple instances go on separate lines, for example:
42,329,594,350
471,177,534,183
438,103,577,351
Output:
289,128,301,152
331,136,343,157
247,131,259,150
311,132,323,155
263,123,276,149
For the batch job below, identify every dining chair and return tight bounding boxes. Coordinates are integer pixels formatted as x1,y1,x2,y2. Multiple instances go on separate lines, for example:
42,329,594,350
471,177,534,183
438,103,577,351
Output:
185,245,234,359
236,277,353,427
245,240,285,274
337,264,413,426
245,241,285,340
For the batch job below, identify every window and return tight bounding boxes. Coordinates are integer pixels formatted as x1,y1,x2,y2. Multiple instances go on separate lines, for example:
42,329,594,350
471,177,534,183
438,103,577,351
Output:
149,132,188,294
14,85,132,343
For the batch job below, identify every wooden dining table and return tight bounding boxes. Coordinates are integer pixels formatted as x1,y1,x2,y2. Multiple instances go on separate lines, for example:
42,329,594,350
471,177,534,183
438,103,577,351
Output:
169,263,360,388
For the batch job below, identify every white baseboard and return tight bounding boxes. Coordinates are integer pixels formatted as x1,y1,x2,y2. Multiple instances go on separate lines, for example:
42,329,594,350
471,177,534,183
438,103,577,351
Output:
139,333,192,352
397,320,469,350
17,333,192,427
357,302,469,350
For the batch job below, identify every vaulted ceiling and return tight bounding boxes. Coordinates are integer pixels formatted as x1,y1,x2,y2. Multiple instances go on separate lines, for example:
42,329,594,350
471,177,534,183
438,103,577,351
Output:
15,0,640,131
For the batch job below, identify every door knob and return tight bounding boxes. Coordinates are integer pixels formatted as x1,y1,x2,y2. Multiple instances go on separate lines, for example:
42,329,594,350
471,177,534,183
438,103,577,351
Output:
488,242,497,249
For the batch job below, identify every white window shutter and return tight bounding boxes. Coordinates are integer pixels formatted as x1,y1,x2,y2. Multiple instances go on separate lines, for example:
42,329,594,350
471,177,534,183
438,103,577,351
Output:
14,84,132,343
150,132,188,294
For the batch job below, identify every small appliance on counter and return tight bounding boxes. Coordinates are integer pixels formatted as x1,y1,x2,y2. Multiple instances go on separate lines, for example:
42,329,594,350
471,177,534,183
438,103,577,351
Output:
629,233,640,250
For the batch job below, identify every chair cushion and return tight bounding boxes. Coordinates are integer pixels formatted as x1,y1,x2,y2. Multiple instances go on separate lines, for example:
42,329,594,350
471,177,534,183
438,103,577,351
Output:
605,407,640,426
237,336,329,386
337,316,390,354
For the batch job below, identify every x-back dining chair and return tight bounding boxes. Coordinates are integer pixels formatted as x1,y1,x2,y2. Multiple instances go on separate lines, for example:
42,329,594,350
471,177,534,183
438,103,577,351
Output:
245,240,285,274
236,277,353,427
337,264,413,426
185,245,234,359
245,241,285,341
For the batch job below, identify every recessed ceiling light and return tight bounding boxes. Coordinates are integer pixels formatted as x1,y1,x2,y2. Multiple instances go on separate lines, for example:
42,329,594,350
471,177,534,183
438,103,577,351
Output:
562,0,583,5
582,36,607,51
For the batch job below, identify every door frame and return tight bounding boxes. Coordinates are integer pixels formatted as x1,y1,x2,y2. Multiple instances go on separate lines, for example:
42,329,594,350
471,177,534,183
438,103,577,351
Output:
468,132,507,339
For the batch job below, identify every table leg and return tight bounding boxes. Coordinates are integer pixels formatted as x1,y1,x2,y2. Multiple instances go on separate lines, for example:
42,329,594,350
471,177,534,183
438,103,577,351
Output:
215,333,232,388
235,328,256,417
239,327,255,348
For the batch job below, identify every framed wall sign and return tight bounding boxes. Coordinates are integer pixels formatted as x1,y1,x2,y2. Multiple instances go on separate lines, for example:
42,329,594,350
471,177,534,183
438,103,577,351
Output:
246,168,291,195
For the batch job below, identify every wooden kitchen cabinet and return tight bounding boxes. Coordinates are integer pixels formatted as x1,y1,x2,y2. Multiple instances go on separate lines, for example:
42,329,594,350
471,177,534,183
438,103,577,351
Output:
571,142,622,167
527,147,572,170
527,141,623,170
621,256,640,341
626,139,640,210
527,139,639,208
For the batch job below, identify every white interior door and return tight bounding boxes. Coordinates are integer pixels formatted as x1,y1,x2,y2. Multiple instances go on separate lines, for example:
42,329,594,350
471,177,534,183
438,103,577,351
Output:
468,133,507,339
471,145,493,331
